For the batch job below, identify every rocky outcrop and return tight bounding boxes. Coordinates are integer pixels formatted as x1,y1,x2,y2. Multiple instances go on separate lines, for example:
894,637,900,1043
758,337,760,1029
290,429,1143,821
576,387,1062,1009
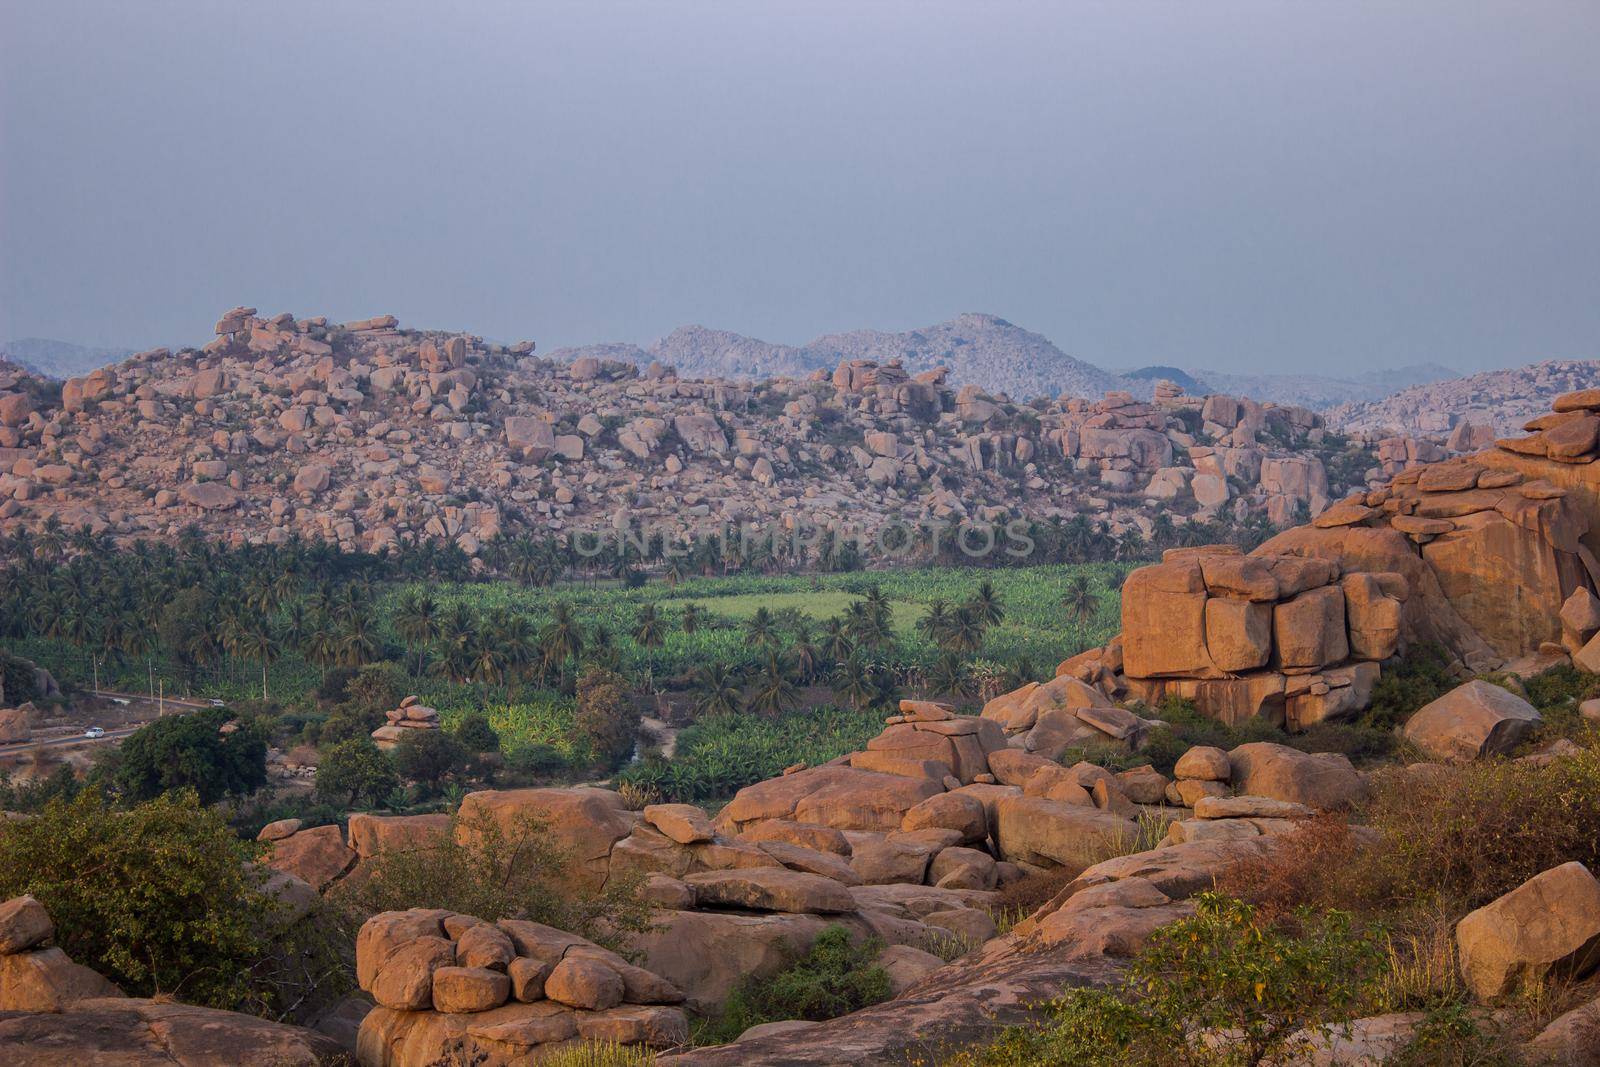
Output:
355,908,688,1065
1403,680,1544,762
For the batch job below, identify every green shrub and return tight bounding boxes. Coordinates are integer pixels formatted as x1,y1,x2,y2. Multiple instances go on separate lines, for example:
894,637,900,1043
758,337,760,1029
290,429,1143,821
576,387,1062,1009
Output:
0,651,41,703
617,706,881,801
113,706,268,805
0,791,276,1010
392,728,472,796
1360,644,1455,730
1364,741,1600,909
696,925,891,1045
576,666,640,768
950,894,1382,1066
455,712,501,752
334,808,654,953
316,737,400,807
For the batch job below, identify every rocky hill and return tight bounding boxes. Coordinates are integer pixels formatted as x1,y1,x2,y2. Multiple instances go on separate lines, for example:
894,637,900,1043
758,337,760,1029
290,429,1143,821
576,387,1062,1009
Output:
0,307,1393,556
549,313,1120,400
1324,358,1600,440
1192,363,1459,410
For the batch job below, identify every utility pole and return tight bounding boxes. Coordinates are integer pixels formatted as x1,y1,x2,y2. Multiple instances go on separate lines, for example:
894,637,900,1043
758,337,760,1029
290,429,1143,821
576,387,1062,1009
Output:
158,679,164,718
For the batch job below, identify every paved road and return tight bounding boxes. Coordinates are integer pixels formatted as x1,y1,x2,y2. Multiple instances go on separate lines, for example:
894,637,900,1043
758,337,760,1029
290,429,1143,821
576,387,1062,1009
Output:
1,690,214,754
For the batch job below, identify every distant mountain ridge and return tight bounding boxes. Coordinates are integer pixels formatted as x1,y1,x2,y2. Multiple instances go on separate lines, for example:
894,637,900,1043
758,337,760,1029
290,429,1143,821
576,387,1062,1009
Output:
548,313,1460,409
0,338,134,378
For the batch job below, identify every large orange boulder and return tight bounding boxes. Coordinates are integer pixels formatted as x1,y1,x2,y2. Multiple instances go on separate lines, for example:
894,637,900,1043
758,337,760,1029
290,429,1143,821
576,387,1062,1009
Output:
1120,560,1217,678
456,787,635,891
716,766,942,835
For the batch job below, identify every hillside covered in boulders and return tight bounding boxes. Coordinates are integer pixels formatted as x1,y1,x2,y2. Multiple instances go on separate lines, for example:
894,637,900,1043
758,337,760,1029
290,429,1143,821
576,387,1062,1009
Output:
0,307,1399,559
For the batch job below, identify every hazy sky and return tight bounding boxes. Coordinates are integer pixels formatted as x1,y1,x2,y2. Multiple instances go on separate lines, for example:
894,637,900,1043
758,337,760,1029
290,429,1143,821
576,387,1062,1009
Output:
2,1,1597,374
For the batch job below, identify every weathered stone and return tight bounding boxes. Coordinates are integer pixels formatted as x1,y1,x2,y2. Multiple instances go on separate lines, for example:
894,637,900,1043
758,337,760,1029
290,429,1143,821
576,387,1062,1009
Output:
1403,680,1543,762
1456,862,1600,1000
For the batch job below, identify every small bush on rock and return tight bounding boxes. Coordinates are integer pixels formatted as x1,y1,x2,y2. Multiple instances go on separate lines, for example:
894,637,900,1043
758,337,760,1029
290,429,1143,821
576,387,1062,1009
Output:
334,808,653,952
696,925,891,1045
952,894,1382,1066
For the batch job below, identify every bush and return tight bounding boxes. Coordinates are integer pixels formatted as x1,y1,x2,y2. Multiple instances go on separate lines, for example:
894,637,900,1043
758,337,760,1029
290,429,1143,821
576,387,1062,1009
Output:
0,650,41,703
392,728,472,796
113,706,268,805
696,925,891,1044
345,662,408,712
316,737,400,807
455,712,501,753
0,790,275,1009
616,706,881,802
334,808,654,953
575,666,640,768
1360,643,1455,730
318,702,385,746
950,894,1382,1066
504,742,568,778
1363,743,1600,909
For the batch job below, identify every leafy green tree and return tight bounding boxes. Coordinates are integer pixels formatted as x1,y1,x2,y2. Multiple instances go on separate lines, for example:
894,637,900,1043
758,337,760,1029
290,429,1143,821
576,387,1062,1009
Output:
0,790,274,1009
114,707,267,805
966,579,1005,626
455,713,501,753
316,737,400,807
1062,574,1100,628
393,728,472,796
748,653,801,718
575,665,639,767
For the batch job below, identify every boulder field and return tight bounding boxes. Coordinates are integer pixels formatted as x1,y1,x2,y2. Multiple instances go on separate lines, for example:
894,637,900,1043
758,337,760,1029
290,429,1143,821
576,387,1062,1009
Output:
1050,387,1600,727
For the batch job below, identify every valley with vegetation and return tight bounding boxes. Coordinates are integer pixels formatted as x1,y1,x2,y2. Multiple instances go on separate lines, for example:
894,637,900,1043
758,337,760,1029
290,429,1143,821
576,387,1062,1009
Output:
4,3,1599,1064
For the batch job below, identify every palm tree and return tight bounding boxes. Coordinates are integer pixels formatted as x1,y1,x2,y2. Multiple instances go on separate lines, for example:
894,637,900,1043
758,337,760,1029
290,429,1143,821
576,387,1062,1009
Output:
966,580,1005,626
1062,574,1100,628
743,607,779,651
747,653,800,718
394,590,442,674
832,655,877,710
692,662,744,718
915,599,954,648
942,605,987,654
236,619,279,700
787,623,823,685
538,602,584,671
819,617,854,665
680,603,703,634
926,652,972,698
633,604,665,690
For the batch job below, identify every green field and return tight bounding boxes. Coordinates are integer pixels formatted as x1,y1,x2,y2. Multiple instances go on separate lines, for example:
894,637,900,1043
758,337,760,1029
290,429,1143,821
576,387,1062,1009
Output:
18,562,1133,765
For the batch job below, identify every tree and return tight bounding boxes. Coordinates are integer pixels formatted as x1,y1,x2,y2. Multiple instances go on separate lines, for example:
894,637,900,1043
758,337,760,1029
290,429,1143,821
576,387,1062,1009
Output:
455,713,501,753
393,590,441,674
316,737,399,807
680,603,703,634
748,653,800,718
575,665,639,767
1063,574,1100,628
915,598,954,647
393,729,472,796
0,790,275,1009
943,605,988,654
114,707,267,806
539,601,585,671
692,662,744,718
743,607,779,650
633,604,666,689
966,580,1005,626
234,618,279,700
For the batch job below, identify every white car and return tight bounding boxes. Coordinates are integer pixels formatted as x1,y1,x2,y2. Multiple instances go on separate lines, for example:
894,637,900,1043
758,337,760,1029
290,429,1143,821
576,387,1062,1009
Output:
83,727,106,739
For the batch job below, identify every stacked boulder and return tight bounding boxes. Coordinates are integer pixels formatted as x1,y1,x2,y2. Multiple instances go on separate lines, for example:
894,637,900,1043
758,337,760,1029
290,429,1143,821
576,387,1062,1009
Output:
1109,544,1398,727
372,696,440,750
355,909,689,1065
